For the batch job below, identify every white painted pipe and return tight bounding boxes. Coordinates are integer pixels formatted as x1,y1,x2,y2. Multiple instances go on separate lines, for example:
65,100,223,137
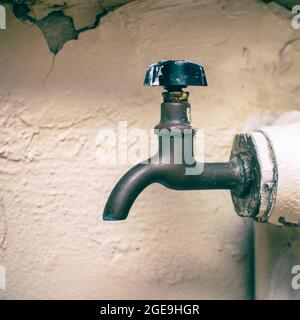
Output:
231,120,300,226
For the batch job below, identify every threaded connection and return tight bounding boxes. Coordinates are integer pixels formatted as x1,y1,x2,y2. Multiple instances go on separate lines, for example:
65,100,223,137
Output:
162,90,189,103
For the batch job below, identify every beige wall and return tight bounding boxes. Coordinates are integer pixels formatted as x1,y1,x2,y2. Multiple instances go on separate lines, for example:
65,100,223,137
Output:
0,0,299,299
255,224,300,299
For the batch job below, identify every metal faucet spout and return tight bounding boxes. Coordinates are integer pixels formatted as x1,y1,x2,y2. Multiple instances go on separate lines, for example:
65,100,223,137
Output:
103,161,160,221
103,156,250,221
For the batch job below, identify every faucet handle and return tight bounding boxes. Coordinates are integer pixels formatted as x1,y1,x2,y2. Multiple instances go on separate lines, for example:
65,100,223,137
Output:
144,60,208,89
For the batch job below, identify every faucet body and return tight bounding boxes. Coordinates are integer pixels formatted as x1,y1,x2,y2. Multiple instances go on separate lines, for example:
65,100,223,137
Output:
103,87,251,221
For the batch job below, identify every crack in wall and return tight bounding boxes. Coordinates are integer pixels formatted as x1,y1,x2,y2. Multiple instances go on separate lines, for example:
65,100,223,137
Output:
1,1,108,54
2,0,296,55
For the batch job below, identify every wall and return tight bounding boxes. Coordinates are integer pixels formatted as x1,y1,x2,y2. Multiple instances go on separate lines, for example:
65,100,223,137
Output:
255,224,300,299
0,0,299,299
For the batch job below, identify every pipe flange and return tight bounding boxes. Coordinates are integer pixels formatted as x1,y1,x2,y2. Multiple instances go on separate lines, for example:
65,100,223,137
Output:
230,132,278,222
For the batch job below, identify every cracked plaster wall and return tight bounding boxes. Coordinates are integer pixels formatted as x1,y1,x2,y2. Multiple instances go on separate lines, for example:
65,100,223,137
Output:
2,0,135,54
0,0,299,299
2,0,135,29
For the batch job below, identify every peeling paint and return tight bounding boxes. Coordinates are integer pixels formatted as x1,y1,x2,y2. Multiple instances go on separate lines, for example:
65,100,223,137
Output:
8,3,108,54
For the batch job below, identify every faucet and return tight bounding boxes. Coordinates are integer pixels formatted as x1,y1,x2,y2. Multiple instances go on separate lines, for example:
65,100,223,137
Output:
103,60,252,221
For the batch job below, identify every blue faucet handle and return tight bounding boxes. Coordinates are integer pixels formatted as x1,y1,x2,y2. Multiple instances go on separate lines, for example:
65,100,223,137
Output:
144,60,208,88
